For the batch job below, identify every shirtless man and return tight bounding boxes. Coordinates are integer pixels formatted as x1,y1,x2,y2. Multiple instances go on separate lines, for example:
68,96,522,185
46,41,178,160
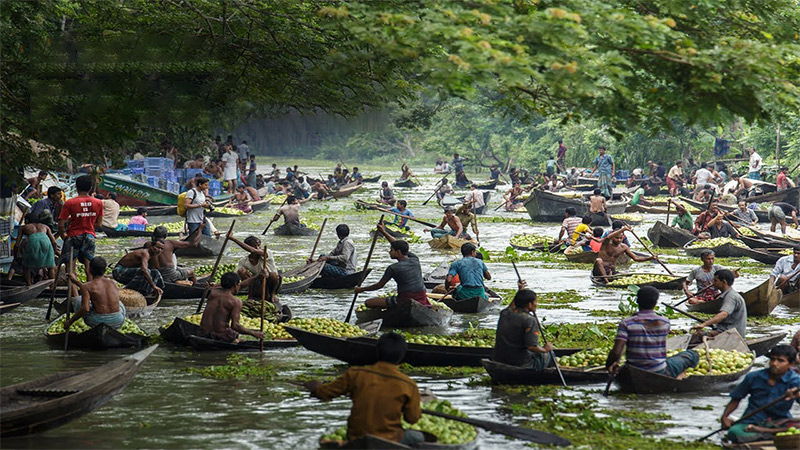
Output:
25,171,48,199
311,180,331,200
272,195,302,227
428,207,467,239
593,226,656,282
589,189,607,216
503,183,524,210
188,155,205,169
112,241,165,296
17,213,60,285
400,163,412,180
199,272,265,343
144,223,205,285
65,257,126,331
731,173,757,199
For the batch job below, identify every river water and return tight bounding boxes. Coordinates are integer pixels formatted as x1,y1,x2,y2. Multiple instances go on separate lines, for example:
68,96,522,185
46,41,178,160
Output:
1,160,797,449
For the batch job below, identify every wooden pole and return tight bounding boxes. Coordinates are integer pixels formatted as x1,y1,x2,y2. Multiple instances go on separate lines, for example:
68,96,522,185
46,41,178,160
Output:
63,250,74,352
356,200,438,228
422,177,448,205
775,123,781,167
262,198,288,235
260,244,268,352
628,228,674,276
195,221,236,314
665,199,671,226
344,215,384,323
308,218,328,261
46,260,63,322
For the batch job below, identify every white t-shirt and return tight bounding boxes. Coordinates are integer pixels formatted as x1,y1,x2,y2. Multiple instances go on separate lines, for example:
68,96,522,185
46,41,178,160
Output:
722,180,739,195
222,151,239,180
237,253,277,275
749,152,762,172
185,188,206,224
464,190,485,207
695,168,713,186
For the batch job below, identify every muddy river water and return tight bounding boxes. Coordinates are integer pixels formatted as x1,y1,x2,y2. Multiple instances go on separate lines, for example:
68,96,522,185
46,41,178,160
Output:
1,160,797,449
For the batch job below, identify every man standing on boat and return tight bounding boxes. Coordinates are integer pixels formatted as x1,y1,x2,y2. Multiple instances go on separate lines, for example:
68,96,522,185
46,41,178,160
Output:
463,184,486,214
29,186,62,233
58,175,103,280
588,146,615,198
199,272,265,343
492,279,555,370
690,269,747,338
606,286,700,377
556,139,567,173
666,161,685,197
748,147,763,180
65,257,126,331
184,177,213,237
356,223,430,308
768,202,799,235
221,144,239,193
312,224,357,279
455,203,480,244
718,345,800,444
305,332,424,445
592,226,656,282
445,243,490,302
145,223,205,285
769,246,800,295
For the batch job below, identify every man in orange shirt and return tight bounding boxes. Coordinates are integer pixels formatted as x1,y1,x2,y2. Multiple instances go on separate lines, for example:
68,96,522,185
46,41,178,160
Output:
305,333,424,445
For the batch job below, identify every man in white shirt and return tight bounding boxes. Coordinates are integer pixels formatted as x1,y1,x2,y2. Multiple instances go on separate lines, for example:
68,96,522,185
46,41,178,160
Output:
222,145,239,193
464,184,486,214
769,247,800,294
693,162,718,196
237,140,249,163
748,147,762,180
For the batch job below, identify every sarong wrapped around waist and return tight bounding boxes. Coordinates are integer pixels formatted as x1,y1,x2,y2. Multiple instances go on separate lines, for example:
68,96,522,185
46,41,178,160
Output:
22,232,55,268
397,290,431,307
454,285,487,300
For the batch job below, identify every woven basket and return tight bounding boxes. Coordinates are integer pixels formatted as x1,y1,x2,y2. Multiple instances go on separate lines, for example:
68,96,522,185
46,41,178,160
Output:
119,288,146,308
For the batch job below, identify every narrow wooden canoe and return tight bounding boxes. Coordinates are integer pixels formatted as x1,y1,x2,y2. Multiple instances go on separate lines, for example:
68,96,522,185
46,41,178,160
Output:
278,261,325,294
681,187,799,213
426,292,499,314
0,303,21,314
684,239,750,258
738,247,783,265
206,209,249,218
310,269,371,290
329,182,363,199
101,225,180,238
564,250,644,265
274,223,318,236
743,333,787,357
356,300,453,329
423,262,450,289
509,235,560,252
44,323,148,350
174,235,225,258
361,175,381,183
475,180,497,190
0,345,157,438
591,273,687,290
118,205,177,216
159,317,200,345
523,189,628,222
688,279,782,317
782,289,800,308
481,359,609,386
428,234,473,250
320,431,478,450
161,282,206,300
614,329,753,394
187,334,299,351
647,221,695,248
394,178,419,188
0,279,53,305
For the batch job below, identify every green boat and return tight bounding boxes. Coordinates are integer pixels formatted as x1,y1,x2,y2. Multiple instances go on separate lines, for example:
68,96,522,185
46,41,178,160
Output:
99,174,231,207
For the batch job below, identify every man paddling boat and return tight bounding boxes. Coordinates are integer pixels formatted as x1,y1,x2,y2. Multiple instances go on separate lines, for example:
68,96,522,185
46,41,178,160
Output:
305,332,424,445
592,226,656,282
144,223,205,285
379,181,395,205
112,242,165,296
454,203,479,243
199,272,265,343
356,223,430,308
272,195,303,227
671,202,694,231
389,200,414,230
769,246,800,294
428,207,469,240
229,235,280,303
446,243,491,302
690,269,747,338
65,257,126,331
683,250,739,305
719,344,800,444
312,224,357,279
492,280,555,370
606,286,700,377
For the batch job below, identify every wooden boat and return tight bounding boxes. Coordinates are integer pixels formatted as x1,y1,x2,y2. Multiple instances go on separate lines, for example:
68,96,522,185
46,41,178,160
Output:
739,235,796,250
591,273,687,290
647,221,695,248
319,431,477,450
679,197,773,222
354,200,387,211
614,330,753,394
423,262,450,289
481,359,609,386
159,317,201,345
683,239,750,258
118,205,177,216
475,180,497,190
688,279,781,317
742,333,787,357
101,225,180,238
369,227,411,240
738,247,783,265
564,250,645,265
394,178,419,188
161,281,207,300
781,289,800,308
0,279,53,305
278,261,325,294
428,234,473,250
523,189,628,222
426,291,499,314
509,238,560,252
361,175,381,183
310,269,371,290
356,300,452,329
274,223,318,236
44,322,148,350
329,182,363,199
187,334,299,351
174,234,225,258
99,173,233,207
206,208,250,218
0,345,157,438
0,302,21,314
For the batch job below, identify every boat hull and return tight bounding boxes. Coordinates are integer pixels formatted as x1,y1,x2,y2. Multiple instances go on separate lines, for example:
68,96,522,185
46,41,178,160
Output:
356,301,452,329
310,269,371,290
482,359,608,386
647,221,694,248
523,190,627,222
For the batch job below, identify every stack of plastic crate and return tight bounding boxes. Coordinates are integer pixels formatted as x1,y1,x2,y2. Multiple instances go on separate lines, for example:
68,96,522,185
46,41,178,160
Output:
208,180,222,197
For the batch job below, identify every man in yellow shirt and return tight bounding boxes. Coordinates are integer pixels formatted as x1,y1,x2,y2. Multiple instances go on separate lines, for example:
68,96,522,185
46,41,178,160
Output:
305,333,424,445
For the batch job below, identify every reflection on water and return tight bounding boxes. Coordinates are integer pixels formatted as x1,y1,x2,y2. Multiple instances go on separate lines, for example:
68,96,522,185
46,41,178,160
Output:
1,162,796,448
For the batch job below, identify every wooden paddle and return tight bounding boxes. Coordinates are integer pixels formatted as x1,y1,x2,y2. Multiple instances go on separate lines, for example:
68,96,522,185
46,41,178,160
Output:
343,215,384,324
262,197,288,235
64,250,74,352
421,408,571,446
422,177,448,206
308,218,328,262
356,200,438,228
259,244,268,352
46,259,63,322
627,228,674,276
511,261,566,387
697,388,800,441
195,221,236,314
665,198,672,225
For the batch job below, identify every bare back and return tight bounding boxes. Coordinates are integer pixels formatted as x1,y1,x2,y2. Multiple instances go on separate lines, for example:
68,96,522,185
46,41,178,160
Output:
590,195,606,213
199,288,242,334
21,223,50,236
82,277,120,314
117,248,150,268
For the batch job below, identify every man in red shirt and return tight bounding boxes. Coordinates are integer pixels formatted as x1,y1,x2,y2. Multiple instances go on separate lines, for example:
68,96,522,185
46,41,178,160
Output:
776,166,794,191
58,175,103,279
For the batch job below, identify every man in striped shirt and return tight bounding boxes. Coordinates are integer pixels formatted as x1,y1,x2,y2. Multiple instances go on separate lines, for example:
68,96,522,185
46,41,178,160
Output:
606,286,699,377
557,207,583,244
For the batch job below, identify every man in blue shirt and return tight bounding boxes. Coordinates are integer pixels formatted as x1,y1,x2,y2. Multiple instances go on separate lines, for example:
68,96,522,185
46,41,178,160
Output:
721,344,800,443
452,153,467,172
389,200,414,230
445,243,491,300
589,146,615,198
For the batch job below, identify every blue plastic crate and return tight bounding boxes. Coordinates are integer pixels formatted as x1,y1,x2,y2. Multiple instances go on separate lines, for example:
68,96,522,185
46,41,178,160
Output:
208,180,222,189
128,223,146,231
126,159,144,169
209,188,221,197
131,167,145,175
186,169,204,178
147,176,158,187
